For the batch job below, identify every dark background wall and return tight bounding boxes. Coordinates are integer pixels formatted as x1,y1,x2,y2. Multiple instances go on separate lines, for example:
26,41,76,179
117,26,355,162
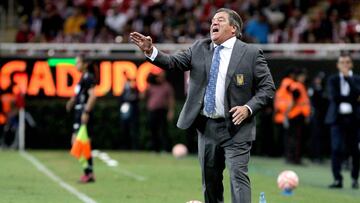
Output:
1,56,360,156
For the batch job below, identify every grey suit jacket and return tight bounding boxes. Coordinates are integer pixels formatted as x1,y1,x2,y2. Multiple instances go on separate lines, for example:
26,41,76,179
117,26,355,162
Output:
150,38,275,142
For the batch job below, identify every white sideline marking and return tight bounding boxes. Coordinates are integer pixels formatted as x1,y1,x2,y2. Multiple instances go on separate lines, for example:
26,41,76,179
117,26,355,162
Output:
20,151,97,203
92,150,146,181
109,167,147,181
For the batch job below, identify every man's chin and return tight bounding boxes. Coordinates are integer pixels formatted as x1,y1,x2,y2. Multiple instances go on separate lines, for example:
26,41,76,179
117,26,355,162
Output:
211,36,219,44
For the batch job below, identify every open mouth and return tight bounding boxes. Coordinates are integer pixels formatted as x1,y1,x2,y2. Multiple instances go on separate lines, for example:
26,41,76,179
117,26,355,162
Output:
212,28,219,33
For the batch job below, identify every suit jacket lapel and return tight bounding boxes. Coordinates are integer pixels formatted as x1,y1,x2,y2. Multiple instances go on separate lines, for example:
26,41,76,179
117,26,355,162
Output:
225,40,247,90
205,42,215,79
335,75,341,93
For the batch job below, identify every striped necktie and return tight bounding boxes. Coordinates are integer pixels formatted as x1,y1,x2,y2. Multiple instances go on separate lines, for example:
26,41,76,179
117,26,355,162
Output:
204,45,224,115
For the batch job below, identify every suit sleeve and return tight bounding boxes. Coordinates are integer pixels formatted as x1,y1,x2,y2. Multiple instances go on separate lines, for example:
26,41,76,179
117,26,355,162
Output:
149,46,192,72
346,76,360,97
245,49,275,115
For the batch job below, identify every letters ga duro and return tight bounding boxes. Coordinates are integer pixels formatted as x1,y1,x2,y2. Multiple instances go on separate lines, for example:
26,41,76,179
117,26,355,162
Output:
0,58,164,97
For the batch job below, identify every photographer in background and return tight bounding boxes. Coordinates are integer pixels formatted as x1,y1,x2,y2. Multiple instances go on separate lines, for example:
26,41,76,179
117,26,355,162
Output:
145,72,175,152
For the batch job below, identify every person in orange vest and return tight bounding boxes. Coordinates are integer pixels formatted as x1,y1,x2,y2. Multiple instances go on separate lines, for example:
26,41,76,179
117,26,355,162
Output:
0,89,6,147
0,91,19,148
273,68,295,156
274,70,295,125
284,68,311,164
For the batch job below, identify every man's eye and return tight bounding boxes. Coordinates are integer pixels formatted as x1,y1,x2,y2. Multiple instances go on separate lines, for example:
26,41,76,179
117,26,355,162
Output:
212,18,225,23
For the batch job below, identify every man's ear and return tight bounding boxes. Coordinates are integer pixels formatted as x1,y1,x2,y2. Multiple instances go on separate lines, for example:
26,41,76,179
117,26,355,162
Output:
232,26,236,35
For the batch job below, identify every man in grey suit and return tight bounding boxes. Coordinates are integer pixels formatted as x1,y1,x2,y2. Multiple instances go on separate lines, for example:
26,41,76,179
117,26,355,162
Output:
130,8,275,203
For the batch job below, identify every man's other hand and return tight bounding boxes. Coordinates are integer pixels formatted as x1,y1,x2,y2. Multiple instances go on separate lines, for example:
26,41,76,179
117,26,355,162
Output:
229,106,250,125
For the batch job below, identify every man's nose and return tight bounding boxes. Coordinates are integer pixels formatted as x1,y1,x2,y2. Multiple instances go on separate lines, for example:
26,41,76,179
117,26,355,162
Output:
212,19,220,24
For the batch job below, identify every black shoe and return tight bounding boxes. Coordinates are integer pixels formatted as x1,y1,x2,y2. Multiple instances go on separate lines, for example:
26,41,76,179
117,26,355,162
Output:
352,181,359,189
329,181,343,189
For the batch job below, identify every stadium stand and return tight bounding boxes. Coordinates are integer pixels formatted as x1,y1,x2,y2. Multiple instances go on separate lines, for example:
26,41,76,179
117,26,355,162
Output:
3,0,360,44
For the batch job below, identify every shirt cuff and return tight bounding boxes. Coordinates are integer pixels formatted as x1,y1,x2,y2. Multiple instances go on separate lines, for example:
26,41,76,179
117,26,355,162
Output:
244,105,253,115
145,47,158,61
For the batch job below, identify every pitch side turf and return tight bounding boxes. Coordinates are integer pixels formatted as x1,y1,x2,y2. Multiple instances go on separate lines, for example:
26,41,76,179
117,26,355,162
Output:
0,150,359,203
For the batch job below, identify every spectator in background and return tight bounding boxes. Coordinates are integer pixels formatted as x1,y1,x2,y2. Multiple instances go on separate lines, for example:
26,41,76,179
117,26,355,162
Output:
12,0,360,44
308,71,328,163
315,9,333,43
119,76,140,150
64,7,86,41
245,10,270,43
149,8,164,42
55,0,74,19
300,19,320,43
178,18,202,43
128,6,145,33
145,72,175,152
284,68,311,164
105,7,128,34
263,0,286,26
158,25,176,43
327,9,341,43
328,0,352,21
94,26,114,43
286,8,308,43
15,22,35,43
29,7,43,42
83,7,99,42
325,53,360,189
41,3,63,42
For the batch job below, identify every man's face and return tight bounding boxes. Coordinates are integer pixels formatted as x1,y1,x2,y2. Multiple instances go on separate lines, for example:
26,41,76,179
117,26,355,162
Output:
297,73,306,83
210,12,236,45
76,57,85,71
337,56,353,74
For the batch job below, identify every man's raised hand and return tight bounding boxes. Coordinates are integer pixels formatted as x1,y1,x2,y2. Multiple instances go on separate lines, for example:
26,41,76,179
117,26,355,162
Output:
130,32,153,55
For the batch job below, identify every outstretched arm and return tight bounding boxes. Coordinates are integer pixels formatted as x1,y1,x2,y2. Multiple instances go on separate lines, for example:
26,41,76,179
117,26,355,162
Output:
130,32,192,72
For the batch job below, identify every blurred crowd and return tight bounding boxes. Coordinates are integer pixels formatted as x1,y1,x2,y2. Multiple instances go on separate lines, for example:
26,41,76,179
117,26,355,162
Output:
13,0,360,44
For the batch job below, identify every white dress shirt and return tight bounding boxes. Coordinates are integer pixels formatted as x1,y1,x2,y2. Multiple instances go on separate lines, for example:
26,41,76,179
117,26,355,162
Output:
202,37,235,118
146,36,252,118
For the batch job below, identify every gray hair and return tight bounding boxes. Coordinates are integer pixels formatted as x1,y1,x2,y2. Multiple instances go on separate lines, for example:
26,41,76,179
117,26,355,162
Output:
215,8,243,39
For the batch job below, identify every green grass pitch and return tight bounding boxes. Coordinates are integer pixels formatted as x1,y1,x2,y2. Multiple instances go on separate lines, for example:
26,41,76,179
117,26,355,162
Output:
0,150,359,203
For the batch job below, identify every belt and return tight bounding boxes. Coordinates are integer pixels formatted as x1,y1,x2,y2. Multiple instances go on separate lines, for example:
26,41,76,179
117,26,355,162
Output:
199,114,225,123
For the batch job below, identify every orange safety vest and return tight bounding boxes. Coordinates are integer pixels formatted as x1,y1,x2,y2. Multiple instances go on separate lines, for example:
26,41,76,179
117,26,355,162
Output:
0,113,5,125
0,94,8,125
274,77,294,124
287,81,311,119
1,93,16,114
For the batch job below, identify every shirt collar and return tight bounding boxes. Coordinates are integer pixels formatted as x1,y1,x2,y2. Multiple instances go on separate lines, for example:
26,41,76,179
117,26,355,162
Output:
214,36,237,49
339,70,353,78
